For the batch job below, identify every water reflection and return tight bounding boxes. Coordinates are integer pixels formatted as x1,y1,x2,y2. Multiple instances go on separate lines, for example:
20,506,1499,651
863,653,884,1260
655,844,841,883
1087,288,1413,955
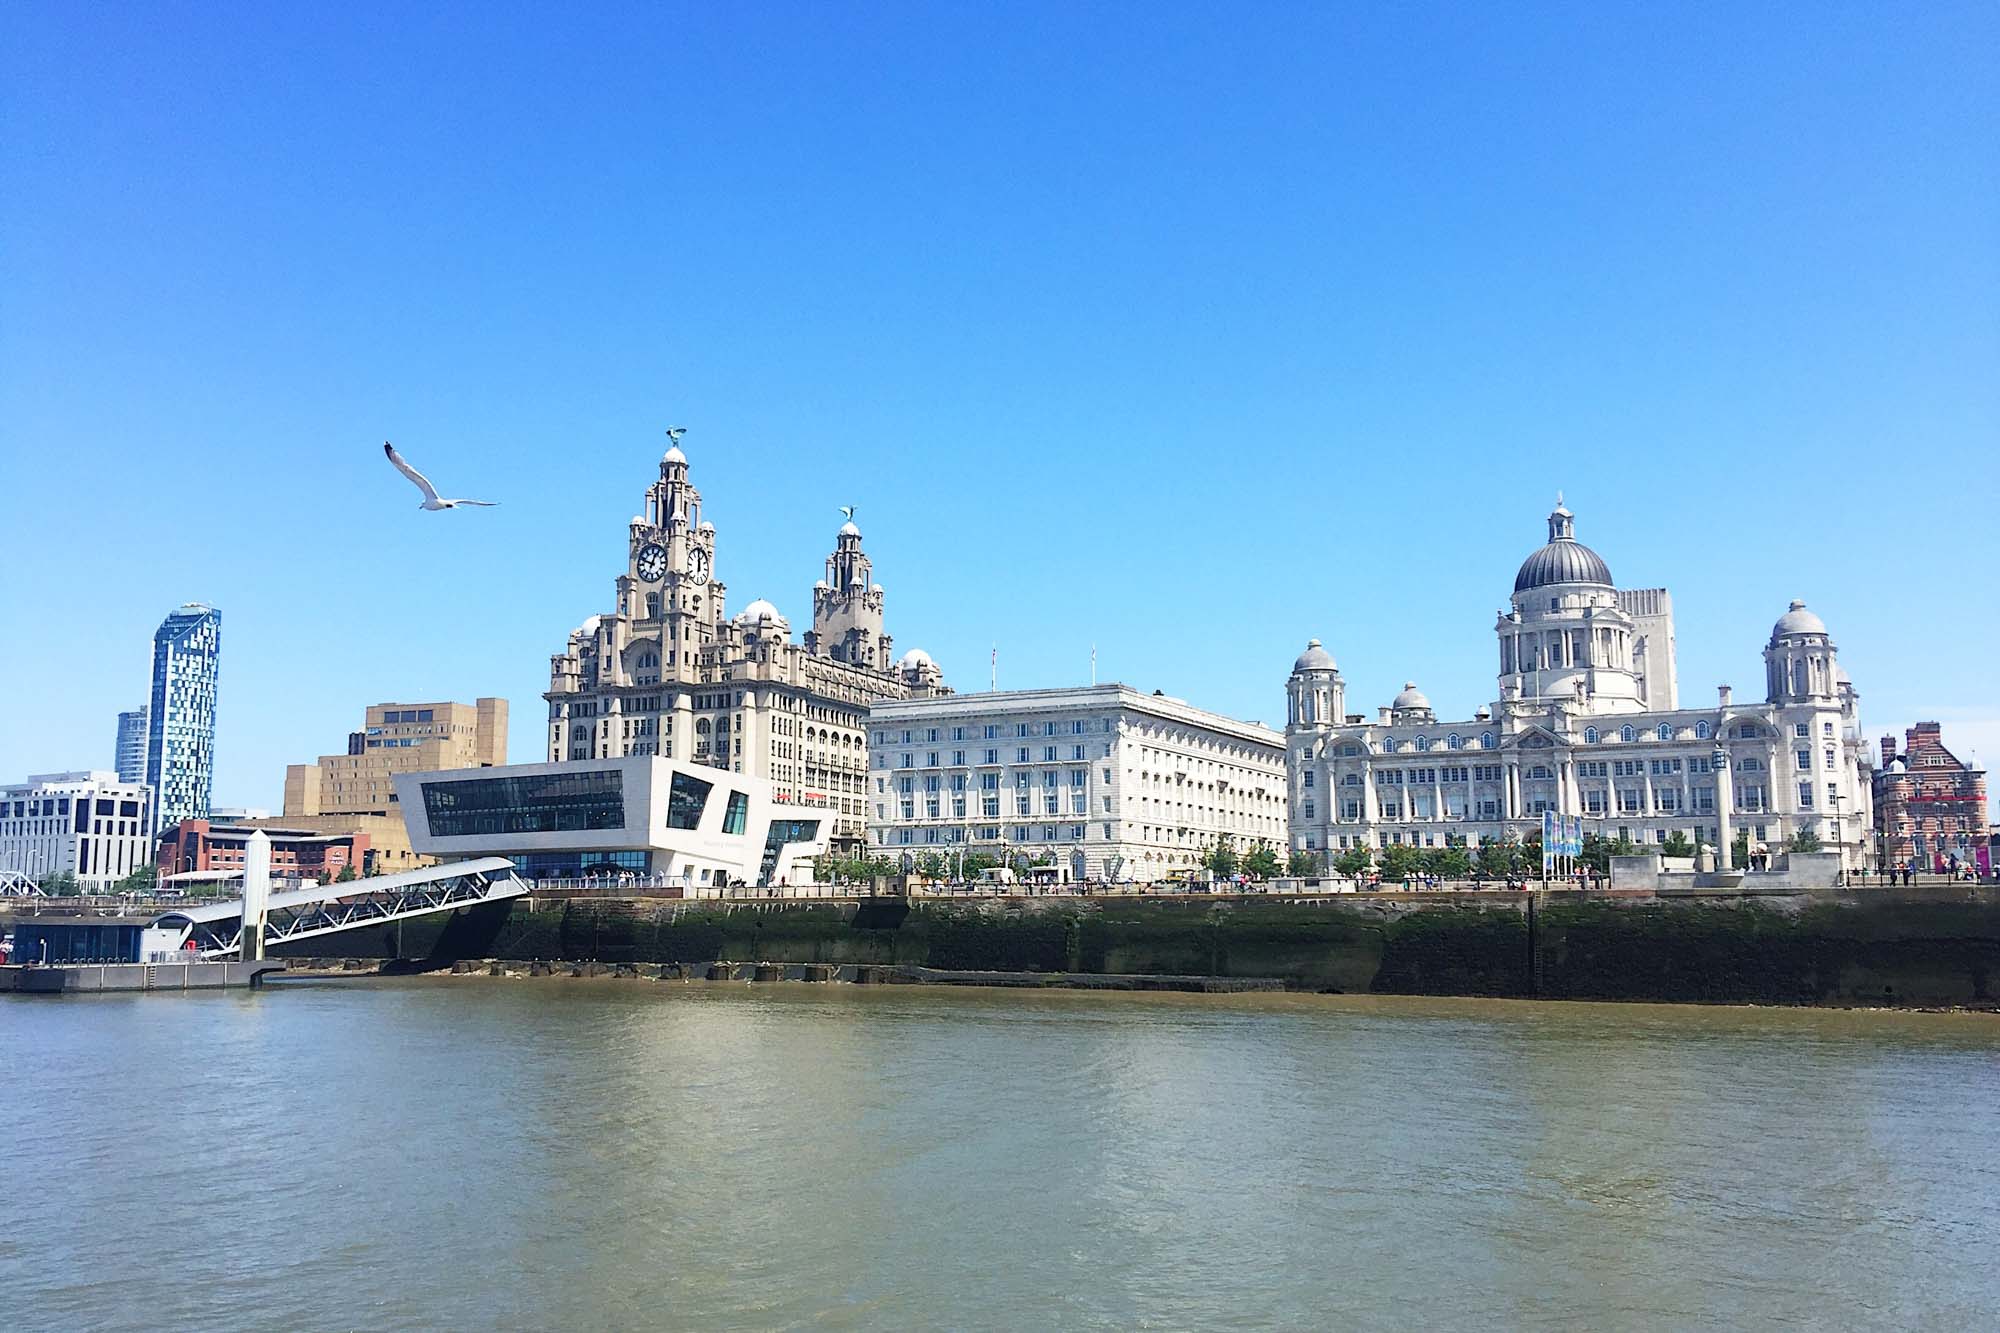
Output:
3,983,1996,1330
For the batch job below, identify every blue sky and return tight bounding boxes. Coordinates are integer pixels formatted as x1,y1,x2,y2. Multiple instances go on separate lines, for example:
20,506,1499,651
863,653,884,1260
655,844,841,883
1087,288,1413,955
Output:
3,3,1995,808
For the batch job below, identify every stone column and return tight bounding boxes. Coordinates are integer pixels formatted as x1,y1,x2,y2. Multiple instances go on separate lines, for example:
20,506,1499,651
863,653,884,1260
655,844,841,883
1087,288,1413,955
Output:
1714,744,1735,871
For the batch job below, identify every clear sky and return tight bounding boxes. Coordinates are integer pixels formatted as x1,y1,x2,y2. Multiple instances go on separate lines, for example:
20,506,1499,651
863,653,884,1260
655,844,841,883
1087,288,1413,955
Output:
2,3,1995,809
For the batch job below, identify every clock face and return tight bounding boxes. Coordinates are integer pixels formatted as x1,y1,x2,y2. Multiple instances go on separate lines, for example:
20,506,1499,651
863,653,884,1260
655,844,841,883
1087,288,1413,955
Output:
688,546,711,585
635,543,667,583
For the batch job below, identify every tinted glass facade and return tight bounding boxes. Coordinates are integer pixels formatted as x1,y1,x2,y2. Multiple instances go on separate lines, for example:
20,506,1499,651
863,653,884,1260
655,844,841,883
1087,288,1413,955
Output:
147,605,221,832
667,772,712,830
422,769,625,836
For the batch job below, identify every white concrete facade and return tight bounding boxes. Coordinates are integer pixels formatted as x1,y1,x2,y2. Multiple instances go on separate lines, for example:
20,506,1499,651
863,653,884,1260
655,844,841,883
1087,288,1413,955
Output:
545,440,949,855
395,756,831,890
1285,502,1875,868
866,686,1287,882
0,771,155,889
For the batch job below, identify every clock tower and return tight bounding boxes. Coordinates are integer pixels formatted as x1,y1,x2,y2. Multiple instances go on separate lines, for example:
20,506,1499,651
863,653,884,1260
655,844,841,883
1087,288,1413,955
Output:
625,441,723,641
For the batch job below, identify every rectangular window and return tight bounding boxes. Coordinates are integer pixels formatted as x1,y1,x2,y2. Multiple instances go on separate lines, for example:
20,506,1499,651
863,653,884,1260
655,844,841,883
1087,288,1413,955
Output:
1303,771,1315,788
420,769,625,836
722,791,749,836
984,749,999,764
1798,783,1814,808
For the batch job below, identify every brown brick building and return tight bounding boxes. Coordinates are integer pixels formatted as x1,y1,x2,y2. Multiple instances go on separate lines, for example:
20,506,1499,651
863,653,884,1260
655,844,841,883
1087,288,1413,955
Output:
1874,723,1989,874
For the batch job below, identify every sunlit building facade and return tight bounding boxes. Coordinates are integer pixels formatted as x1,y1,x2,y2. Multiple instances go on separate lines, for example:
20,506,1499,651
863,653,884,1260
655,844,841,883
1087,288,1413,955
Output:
146,603,221,833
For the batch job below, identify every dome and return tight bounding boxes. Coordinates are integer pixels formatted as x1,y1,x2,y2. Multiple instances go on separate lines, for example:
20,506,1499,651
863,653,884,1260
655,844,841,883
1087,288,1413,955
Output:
698,520,715,533
734,598,785,625
838,520,861,538
1513,499,1613,592
1771,599,1827,637
813,578,831,591
1392,682,1430,711
663,445,687,465
630,515,647,528
899,648,935,669
1293,639,1336,673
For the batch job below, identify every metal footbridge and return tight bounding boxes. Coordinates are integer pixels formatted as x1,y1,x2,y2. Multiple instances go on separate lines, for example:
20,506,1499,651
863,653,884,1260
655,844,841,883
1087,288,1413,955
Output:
1,871,48,898
150,858,528,958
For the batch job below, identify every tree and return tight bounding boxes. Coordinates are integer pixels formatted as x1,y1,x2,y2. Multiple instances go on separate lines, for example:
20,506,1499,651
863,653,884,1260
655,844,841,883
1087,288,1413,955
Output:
1732,829,1751,867
1379,843,1422,882
1243,846,1281,880
960,852,997,879
913,851,947,880
1477,838,1521,877
1286,850,1319,877
1660,831,1695,859
37,870,80,897
1431,845,1473,880
112,863,158,894
1203,837,1238,878
334,864,359,883
1787,828,1823,853
1333,847,1373,877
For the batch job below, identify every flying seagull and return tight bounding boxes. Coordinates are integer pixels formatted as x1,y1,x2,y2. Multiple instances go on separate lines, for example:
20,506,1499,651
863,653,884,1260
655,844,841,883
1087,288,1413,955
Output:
383,442,497,510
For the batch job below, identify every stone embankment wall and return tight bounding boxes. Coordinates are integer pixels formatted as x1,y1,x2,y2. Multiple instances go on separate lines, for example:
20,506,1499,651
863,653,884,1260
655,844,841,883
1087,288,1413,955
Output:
249,889,2000,1008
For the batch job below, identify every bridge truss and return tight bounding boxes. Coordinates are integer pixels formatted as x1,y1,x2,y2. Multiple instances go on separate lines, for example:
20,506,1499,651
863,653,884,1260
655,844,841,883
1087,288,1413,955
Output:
152,858,528,958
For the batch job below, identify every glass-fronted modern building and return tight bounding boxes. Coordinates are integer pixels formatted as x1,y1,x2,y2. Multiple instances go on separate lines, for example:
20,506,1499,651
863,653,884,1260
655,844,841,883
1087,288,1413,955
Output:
394,757,830,893
114,706,149,783
146,604,221,833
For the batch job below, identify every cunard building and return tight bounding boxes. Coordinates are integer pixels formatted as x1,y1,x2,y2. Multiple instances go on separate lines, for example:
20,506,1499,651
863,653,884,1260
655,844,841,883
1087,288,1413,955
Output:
545,438,949,853
1284,500,1875,868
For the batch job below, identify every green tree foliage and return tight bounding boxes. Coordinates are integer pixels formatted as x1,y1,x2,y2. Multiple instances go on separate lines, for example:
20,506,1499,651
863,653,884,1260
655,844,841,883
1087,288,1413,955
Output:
1204,837,1238,878
1286,850,1319,877
1333,847,1374,877
37,870,80,897
112,863,158,894
1242,846,1281,880
334,864,359,883
1660,832,1695,859
1427,845,1473,879
913,852,948,879
1379,843,1422,881
1787,828,1823,853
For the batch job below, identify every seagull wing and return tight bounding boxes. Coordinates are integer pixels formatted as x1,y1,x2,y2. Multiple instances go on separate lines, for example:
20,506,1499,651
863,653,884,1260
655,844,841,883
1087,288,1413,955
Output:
384,442,442,504
453,499,499,506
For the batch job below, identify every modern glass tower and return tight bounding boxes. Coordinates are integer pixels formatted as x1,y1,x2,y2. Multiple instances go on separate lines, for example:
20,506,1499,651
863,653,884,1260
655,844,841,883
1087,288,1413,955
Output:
114,706,150,783
146,604,221,832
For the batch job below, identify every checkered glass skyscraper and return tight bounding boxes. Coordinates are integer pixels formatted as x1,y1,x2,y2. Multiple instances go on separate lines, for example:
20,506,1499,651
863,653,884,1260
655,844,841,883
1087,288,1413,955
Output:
146,604,221,832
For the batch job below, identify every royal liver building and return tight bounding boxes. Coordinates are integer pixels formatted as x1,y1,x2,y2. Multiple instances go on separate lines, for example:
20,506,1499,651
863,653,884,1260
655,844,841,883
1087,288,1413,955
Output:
1284,500,1873,867
546,438,949,853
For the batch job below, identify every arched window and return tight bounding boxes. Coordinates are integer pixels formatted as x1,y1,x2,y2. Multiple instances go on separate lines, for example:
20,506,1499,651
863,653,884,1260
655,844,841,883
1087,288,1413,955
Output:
1620,725,1636,743
1447,734,1462,750
1479,732,1495,750
1657,724,1673,741
1694,720,1712,740
1583,726,1599,745
1415,737,1431,752
1383,738,1399,753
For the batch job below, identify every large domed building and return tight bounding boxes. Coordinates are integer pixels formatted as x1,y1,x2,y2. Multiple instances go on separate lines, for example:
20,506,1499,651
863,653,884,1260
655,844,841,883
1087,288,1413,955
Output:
545,436,949,854
1284,500,1874,870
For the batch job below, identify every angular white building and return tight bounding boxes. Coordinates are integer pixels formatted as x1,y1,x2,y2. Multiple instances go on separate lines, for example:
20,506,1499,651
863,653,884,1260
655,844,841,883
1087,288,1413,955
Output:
1284,501,1874,868
395,756,831,893
866,685,1287,883
0,772,155,890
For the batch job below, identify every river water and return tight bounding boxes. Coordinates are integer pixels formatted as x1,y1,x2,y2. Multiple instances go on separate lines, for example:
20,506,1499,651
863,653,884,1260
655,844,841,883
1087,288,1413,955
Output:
4,979,1998,1330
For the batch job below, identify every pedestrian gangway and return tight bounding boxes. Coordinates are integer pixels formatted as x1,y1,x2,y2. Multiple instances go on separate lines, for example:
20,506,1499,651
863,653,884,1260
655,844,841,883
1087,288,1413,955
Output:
0,871,49,897
149,858,529,958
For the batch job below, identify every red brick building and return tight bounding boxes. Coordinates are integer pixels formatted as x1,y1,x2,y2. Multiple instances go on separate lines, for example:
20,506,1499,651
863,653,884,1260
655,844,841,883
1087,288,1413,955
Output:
157,819,371,885
1874,724,1989,874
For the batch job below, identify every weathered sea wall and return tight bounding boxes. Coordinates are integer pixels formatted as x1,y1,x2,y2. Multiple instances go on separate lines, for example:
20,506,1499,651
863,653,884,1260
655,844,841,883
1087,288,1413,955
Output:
244,889,2000,1008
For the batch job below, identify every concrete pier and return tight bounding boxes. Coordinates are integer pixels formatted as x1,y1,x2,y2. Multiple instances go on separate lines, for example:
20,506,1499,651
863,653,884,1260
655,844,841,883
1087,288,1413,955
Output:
0,960,286,993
